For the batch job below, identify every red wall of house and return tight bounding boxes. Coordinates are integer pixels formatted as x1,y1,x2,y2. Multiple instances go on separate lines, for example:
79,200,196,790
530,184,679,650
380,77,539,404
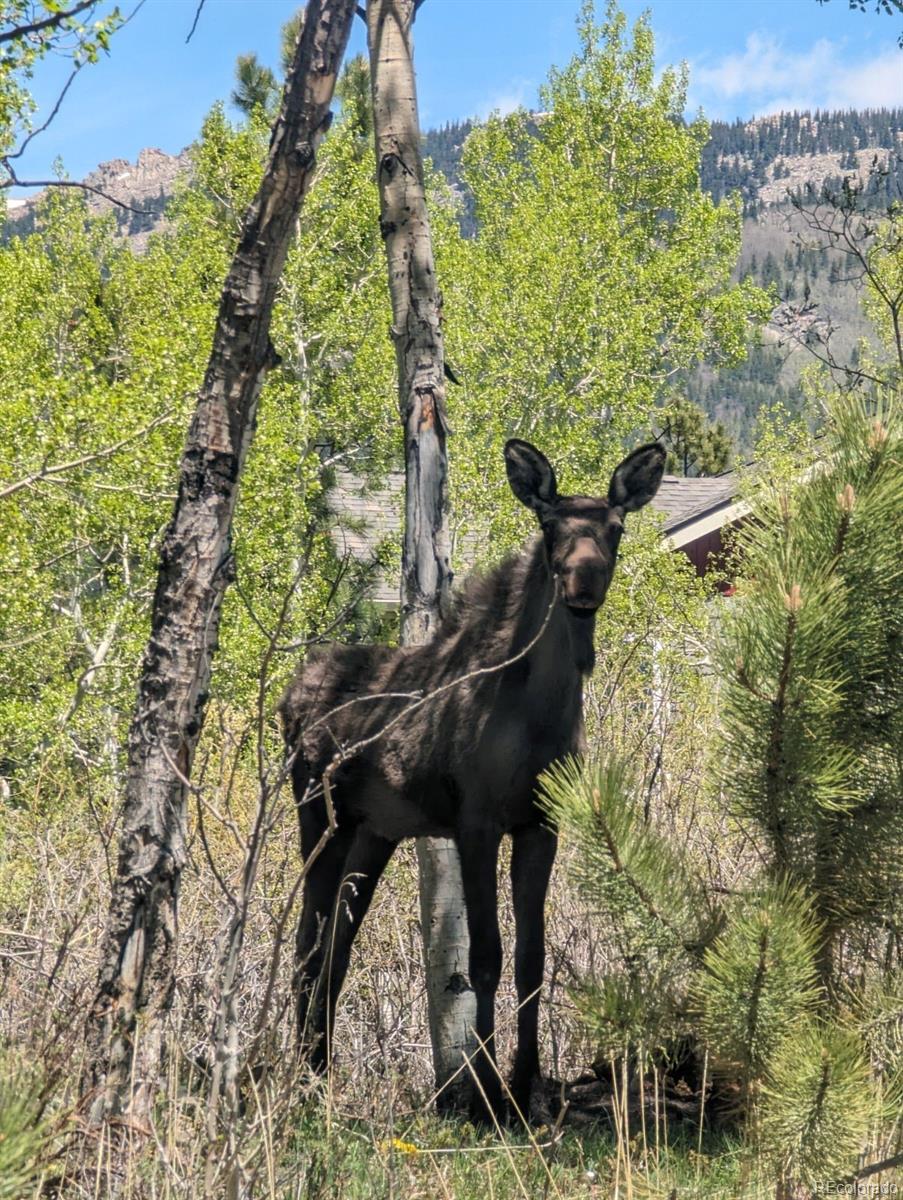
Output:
681,528,736,593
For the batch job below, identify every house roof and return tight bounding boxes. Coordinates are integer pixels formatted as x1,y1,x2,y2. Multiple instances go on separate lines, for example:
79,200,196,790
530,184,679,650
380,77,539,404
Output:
654,473,741,534
330,466,745,603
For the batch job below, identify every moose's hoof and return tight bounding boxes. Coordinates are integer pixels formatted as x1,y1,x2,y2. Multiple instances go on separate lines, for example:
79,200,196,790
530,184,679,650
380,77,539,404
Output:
508,1073,561,1128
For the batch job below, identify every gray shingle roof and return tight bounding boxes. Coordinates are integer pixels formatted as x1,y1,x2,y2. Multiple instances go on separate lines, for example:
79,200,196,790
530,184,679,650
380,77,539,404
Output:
653,473,738,533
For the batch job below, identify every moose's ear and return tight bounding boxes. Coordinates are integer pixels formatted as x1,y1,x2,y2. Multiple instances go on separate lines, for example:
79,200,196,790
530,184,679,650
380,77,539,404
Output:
608,442,666,513
504,439,558,515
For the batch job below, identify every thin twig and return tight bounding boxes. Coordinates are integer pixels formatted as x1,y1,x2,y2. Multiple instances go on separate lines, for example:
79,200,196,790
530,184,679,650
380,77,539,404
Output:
0,173,157,216
185,0,206,43
836,1149,903,1186
5,67,82,163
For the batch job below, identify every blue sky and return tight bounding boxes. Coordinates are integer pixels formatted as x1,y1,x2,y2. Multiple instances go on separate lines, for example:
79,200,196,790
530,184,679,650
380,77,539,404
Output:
11,0,903,188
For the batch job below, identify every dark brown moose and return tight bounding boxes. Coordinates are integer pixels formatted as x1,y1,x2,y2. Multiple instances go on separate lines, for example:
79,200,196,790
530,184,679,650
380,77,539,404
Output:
280,438,666,1121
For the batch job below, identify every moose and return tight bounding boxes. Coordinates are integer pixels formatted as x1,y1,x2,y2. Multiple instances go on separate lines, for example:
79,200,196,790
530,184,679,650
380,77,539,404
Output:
280,438,665,1121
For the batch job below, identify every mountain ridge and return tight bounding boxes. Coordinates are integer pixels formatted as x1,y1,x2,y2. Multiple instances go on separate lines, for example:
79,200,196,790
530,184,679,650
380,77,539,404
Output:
6,107,902,246
6,145,191,249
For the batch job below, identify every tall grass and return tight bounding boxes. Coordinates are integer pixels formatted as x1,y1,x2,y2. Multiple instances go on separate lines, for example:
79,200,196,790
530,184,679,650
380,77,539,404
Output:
1,704,900,1197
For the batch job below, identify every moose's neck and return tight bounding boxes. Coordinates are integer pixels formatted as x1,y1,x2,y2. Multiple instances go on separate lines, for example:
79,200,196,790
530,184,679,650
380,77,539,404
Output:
521,538,597,678
563,604,597,676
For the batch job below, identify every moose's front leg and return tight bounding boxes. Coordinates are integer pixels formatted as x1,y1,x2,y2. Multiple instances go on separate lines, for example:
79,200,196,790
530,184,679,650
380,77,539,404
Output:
457,825,503,1122
510,823,557,1122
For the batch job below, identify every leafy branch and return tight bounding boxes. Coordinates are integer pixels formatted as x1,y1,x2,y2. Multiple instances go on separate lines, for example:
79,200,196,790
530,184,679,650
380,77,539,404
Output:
0,411,173,501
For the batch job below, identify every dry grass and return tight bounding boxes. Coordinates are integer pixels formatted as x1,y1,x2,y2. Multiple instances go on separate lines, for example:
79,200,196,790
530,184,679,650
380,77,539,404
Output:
0,723,713,1199
0,762,607,1193
1,699,900,1198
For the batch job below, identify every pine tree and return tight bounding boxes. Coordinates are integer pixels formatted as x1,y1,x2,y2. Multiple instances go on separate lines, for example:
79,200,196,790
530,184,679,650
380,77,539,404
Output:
335,54,372,144
658,395,733,476
539,393,901,1185
692,882,822,1109
230,53,277,117
760,1019,874,1193
716,394,903,990
231,8,306,118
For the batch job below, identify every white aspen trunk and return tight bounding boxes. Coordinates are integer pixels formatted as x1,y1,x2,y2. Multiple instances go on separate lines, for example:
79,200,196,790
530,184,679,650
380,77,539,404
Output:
416,839,476,1110
367,0,476,1111
85,0,356,1127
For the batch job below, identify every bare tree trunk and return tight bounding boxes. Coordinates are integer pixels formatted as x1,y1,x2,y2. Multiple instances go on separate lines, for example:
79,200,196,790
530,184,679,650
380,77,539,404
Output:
85,0,355,1127
367,0,476,1112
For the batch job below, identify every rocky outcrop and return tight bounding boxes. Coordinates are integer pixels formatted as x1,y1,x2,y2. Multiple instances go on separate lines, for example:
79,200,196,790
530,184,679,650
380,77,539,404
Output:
5,146,191,249
754,146,900,207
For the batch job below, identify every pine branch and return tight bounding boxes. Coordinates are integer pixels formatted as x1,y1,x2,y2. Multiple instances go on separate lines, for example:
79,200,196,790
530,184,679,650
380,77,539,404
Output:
743,927,769,1088
764,603,798,868
594,798,700,953
540,756,718,957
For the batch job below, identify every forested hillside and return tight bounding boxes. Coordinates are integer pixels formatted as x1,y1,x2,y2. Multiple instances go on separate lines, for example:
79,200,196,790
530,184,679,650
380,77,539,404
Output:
424,107,903,216
424,107,903,455
7,107,900,459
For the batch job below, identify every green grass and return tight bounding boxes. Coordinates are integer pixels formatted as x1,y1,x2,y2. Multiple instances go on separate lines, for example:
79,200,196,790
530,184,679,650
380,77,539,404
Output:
277,1108,759,1200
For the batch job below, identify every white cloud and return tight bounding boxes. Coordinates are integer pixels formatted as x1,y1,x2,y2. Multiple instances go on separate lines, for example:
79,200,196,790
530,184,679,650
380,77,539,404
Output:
476,78,533,120
687,34,903,118
822,50,903,110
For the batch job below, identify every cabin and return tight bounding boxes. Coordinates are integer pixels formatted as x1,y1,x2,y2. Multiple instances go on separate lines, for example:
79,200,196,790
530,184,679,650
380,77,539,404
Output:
653,472,748,587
